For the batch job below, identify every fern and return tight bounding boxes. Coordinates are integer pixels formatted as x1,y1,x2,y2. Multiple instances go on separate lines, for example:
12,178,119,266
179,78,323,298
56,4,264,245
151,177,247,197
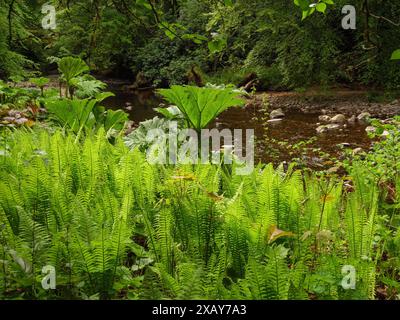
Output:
0,127,394,300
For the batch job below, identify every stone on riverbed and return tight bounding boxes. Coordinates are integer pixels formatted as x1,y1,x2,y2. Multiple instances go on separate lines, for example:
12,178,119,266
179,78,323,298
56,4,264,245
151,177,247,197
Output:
352,147,364,156
364,127,390,138
357,112,371,124
125,102,133,111
316,125,328,134
327,167,340,174
348,115,356,124
270,108,285,119
365,126,376,134
316,123,341,134
338,142,351,148
318,115,331,122
267,118,283,124
330,114,346,124
326,124,341,130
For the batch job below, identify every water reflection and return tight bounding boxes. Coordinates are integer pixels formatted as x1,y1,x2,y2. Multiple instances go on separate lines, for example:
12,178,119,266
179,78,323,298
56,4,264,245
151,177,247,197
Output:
103,89,372,168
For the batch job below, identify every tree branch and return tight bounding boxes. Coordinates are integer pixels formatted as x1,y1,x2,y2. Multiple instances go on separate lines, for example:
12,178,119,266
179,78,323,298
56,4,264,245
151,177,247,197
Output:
369,13,400,27
7,0,16,47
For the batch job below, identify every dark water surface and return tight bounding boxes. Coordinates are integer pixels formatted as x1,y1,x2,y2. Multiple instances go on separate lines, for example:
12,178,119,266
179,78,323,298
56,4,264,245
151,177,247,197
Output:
104,88,372,168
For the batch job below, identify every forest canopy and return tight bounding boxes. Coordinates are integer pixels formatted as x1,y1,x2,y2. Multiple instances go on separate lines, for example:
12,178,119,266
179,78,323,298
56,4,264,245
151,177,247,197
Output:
1,0,400,89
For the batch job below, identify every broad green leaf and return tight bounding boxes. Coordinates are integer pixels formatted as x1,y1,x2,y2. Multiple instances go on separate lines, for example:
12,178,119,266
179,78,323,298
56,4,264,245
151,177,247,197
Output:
136,0,152,9
103,109,128,132
208,37,227,54
158,85,244,131
29,77,49,88
155,105,183,120
316,3,327,13
45,98,96,134
391,49,400,60
295,0,310,11
182,33,208,44
165,29,176,40
58,57,89,85
302,8,315,20
95,91,115,103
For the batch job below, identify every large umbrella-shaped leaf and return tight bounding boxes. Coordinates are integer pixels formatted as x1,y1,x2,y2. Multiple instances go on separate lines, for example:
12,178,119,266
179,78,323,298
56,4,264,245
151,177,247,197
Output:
58,57,89,98
58,57,89,83
157,85,245,131
45,98,97,134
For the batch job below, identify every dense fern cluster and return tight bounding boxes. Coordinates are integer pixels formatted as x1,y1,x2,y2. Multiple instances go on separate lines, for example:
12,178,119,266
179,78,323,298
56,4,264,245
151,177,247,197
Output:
0,128,395,300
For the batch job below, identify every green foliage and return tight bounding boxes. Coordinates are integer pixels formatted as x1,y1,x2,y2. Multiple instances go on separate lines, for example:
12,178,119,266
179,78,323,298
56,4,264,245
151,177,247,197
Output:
0,127,395,300
45,95,128,137
294,0,334,20
58,57,90,82
29,77,49,88
124,117,171,151
95,107,129,133
157,85,245,131
347,117,400,181
391,50,400,60
0,129,136,299
1,0,400,90
58,57,90,98
0,1,38,78
342,121,400,299
72,76,107,99
208,35,227,54
0,81,39,108
154,105,184,121
1,0,400,302
29,77,50,97
45,99,98,135
133,32,209,87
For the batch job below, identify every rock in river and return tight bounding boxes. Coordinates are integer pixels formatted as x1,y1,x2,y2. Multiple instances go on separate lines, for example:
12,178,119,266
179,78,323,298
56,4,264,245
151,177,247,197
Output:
267,118,283,124
316,124,341,134
348,115,356,124
326,124,341,130
330,114,346,124
316,125,328,134
318,115,331,122
270,108,285,119
357,112,371,124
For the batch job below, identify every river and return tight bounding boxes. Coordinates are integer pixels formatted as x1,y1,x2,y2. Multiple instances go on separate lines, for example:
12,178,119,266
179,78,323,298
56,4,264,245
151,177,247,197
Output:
104,85,373,170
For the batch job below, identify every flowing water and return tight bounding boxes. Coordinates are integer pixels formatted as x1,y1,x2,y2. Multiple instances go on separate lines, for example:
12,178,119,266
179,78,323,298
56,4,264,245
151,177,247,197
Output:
104,87,372,169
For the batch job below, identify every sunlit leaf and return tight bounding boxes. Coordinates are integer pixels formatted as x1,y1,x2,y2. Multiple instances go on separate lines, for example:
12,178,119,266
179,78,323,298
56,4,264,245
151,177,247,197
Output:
391,49,400,60
316,3,327,13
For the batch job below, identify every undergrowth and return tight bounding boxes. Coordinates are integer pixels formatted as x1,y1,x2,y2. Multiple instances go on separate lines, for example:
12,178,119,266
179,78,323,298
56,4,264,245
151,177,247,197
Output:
0,128,397,300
